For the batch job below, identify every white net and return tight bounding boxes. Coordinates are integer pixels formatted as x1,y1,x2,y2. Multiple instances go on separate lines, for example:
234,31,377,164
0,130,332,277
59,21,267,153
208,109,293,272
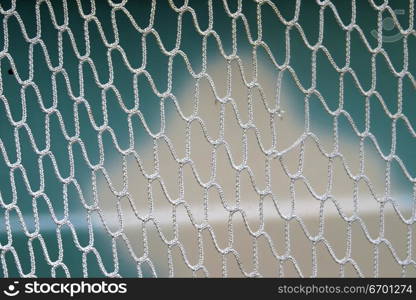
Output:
0,0,415,277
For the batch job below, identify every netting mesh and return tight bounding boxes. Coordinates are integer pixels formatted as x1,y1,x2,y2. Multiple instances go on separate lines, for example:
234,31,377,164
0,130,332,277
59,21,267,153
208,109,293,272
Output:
0,0,415,277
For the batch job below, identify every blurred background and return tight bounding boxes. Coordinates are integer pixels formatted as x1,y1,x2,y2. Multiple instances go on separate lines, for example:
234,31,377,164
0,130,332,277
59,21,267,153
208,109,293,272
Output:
0,0,415,277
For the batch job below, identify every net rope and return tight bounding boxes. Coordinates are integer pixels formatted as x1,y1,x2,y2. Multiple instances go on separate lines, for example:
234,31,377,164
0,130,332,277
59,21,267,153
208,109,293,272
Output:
0,0,415,277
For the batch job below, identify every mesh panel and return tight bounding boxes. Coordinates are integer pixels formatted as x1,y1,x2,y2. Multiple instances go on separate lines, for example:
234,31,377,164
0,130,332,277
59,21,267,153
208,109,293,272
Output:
0,0,415,277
